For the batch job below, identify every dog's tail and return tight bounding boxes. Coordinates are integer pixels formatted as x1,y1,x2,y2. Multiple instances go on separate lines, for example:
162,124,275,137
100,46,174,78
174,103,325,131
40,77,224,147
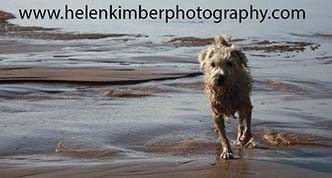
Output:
212,36,231,48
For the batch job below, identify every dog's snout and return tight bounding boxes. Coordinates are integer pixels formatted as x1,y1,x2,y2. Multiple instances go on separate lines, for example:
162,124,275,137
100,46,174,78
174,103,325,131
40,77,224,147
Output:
217,75,225,85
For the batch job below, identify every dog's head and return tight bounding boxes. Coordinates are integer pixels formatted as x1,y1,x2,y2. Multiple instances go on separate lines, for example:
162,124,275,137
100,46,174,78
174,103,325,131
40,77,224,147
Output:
198,36,248,90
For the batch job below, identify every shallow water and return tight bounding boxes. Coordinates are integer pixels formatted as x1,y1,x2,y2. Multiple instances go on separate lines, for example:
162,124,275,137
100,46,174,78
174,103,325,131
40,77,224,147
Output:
2,0,332,37
0,0,332,174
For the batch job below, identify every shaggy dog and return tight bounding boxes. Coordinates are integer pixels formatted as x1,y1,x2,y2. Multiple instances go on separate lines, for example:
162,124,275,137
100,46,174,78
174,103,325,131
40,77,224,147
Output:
198,36,253,159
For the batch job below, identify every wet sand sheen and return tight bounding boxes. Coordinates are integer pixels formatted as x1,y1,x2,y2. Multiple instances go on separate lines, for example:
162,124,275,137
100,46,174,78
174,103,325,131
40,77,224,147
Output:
0,159,330,178
0,65,201,85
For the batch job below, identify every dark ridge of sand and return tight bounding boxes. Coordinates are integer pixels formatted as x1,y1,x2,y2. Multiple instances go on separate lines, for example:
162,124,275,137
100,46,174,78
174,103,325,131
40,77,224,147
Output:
315,56,332,60
0,65,201,85
93,85,176,98
168,37,213,46
315,56,332,64
0,10,15,22
242,39,320,53
96,88,151,98
262,129,332,147
290,33,332,39
242,42,318,53
168,36,320,53
0,10,54,32
242,40,320,53
0,10,147,40
2,31,148,40
249,54,271,57
168,37,245,47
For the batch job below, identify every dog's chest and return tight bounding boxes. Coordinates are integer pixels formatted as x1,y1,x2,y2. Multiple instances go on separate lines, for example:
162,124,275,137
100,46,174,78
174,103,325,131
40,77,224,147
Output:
209,91,241,117
211,100,237,117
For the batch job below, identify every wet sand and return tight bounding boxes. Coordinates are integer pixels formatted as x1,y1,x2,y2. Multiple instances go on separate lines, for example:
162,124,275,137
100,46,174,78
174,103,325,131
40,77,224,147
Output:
0,65,200,84
1,9,332,178
1,159,330,178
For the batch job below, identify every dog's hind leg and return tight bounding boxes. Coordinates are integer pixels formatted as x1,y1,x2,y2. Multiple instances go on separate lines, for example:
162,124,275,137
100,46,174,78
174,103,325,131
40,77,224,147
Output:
213,112,233,159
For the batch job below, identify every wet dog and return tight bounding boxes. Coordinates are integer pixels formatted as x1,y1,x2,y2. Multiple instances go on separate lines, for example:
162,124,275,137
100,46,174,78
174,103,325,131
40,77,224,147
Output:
198,36,253,159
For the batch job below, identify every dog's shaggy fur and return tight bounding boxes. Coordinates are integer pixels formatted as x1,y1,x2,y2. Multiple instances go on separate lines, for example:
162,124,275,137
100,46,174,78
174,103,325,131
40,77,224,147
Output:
198,36,253,159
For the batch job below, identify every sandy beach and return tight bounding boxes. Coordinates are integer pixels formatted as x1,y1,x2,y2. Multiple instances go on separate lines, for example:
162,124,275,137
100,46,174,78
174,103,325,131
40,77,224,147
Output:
1,1,332,177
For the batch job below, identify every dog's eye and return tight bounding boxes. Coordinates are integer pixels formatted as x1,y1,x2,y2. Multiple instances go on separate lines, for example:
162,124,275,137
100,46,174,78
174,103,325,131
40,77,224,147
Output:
211,62,216,67
226,62,233,67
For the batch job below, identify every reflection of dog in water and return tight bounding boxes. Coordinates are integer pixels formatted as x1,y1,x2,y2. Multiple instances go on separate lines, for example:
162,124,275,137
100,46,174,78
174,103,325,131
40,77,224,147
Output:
198,36,254,159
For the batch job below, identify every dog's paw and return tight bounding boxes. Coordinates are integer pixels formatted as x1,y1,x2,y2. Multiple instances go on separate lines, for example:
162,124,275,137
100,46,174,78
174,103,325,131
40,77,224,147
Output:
240,131,253,145
234,140,243,147
244,137,256,148
220,150,234,159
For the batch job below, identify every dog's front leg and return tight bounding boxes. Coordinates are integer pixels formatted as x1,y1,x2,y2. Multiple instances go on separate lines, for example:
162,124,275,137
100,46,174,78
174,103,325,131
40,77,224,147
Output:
213,112,233,159
239,105,253,145
235,117,245,146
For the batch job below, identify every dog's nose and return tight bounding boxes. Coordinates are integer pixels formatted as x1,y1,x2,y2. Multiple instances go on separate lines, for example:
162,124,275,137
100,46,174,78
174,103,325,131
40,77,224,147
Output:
217,75,225,85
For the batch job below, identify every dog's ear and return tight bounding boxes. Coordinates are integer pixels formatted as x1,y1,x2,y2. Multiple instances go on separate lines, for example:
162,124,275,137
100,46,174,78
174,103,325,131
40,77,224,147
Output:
198,49,208,72
213,36,231,48
232,49,248,69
